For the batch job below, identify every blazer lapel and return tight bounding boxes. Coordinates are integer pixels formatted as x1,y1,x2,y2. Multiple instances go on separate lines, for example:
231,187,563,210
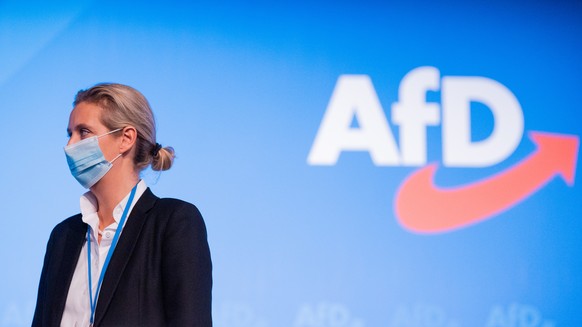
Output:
50,216,86,325
93,188,158,326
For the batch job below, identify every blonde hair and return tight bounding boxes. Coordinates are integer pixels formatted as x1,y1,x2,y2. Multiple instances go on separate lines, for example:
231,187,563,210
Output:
74,83,174,171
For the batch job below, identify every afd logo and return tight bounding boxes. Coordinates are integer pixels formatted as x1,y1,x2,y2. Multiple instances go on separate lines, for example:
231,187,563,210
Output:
308,66,579,234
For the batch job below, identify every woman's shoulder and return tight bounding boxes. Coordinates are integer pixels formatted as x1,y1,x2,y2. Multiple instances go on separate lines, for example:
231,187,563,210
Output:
150,197,208,237
52,213,84,234
153,197,202,216
44,214,85,248
150,197,205,225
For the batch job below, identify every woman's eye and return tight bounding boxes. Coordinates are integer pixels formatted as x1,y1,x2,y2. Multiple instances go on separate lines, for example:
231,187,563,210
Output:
80,129,91,137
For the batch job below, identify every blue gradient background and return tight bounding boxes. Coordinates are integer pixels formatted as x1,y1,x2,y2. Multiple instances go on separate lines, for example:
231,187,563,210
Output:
1,1,581,326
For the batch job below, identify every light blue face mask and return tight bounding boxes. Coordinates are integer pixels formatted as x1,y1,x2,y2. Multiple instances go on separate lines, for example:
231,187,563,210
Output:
64,129,122,189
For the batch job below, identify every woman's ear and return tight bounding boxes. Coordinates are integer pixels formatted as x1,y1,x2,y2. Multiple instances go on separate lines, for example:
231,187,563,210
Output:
119,126,138,154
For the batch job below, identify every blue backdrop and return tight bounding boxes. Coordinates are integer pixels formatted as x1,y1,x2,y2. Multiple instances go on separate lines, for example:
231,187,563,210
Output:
1,1,581,326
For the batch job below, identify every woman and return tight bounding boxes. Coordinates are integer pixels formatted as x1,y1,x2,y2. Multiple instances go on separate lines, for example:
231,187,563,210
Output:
32,83,212,326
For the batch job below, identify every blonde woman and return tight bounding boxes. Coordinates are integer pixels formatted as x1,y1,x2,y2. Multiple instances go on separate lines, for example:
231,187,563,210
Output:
33,83,212,326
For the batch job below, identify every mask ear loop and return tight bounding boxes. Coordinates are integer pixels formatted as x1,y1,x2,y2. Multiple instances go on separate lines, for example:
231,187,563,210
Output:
103,128,125,164
98,128,123,138
110,153,122,164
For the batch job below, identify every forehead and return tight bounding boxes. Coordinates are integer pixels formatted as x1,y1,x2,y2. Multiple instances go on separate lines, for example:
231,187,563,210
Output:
68,102,105,130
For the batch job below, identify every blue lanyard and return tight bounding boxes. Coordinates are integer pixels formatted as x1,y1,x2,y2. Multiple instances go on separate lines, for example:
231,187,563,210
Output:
87,184,137,325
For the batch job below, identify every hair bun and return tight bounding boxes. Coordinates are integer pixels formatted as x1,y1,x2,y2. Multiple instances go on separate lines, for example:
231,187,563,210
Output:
151,146,175,171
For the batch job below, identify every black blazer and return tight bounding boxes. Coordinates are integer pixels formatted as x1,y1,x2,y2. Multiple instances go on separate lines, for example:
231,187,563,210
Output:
32,188,212,326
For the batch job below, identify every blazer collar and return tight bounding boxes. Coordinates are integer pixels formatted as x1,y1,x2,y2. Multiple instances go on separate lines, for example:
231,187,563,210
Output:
93,187,158,326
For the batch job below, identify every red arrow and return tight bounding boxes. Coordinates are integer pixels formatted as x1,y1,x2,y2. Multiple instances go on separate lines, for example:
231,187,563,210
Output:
394,131,579,234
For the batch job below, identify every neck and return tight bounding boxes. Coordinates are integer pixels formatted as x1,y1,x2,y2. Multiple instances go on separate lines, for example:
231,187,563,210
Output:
90,169,139,231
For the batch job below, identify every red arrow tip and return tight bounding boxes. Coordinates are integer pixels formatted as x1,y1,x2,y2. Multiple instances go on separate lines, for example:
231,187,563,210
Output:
529,131,579,186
